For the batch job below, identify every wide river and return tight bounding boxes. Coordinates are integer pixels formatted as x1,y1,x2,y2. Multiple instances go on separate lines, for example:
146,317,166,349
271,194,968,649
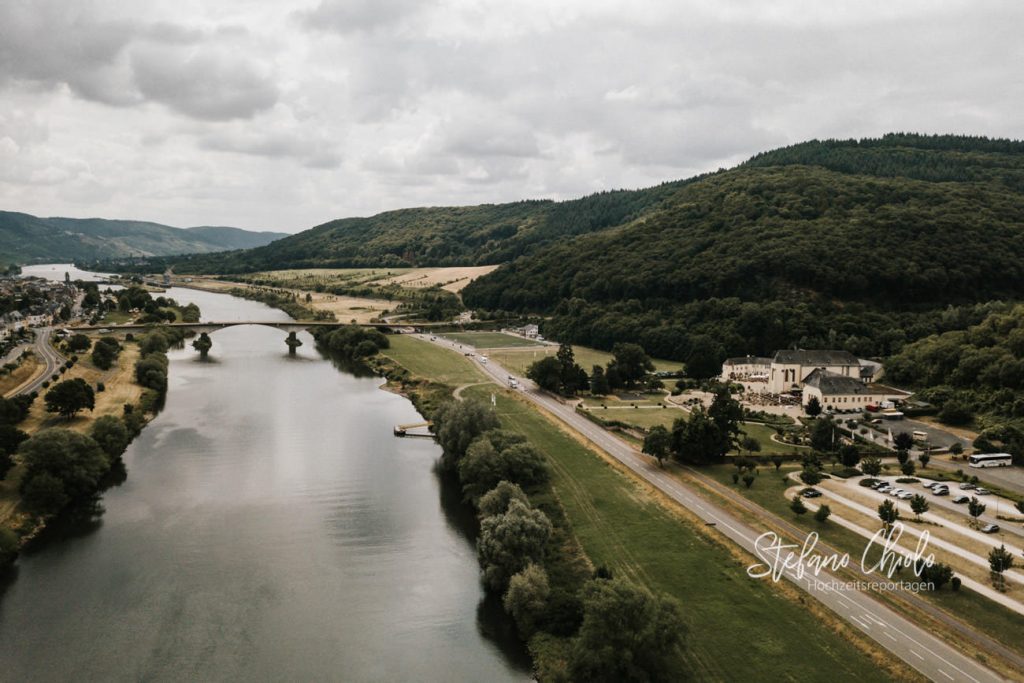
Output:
0,283,530,681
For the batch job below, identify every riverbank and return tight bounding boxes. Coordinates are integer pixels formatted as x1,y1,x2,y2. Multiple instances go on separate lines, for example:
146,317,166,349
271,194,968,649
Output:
374,335,908,682
0,326,178,567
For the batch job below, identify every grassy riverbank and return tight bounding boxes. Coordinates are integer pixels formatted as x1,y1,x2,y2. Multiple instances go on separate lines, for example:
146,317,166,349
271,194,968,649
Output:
377,334,907,682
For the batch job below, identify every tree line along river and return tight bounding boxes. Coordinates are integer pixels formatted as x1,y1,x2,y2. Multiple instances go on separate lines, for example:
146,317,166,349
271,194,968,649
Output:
0,277,530,681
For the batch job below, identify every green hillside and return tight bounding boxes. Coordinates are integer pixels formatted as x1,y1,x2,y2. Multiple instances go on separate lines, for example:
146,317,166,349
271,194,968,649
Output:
140,180,695,273
462,134,1024,365
0,211,286,264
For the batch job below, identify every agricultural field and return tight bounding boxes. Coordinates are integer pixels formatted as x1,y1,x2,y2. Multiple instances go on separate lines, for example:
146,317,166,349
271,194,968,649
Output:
438,331,544,349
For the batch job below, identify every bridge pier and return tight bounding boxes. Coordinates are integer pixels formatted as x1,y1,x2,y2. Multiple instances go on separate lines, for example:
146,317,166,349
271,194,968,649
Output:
285,331,303,355
191,332,213,358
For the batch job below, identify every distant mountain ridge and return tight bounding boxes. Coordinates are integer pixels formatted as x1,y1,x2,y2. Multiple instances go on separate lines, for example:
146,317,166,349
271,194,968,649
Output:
0,211,287,264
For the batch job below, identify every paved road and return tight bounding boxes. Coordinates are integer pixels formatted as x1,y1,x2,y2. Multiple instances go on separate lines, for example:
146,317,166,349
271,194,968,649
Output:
420,335,1005,683
6,327,65,397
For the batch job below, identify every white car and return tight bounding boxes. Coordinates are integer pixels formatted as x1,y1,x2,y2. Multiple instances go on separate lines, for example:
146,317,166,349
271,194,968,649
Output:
898,492,914,500
975,488,992,496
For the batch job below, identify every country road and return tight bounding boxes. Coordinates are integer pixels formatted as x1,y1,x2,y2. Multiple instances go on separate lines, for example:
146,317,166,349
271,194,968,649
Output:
5,327,65,398
419,335,1005,683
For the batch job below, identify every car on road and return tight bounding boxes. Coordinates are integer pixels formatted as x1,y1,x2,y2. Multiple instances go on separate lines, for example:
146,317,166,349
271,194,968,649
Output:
959,483,976,490
931,487,949,496
974,488,992,496
952,495,970,504
801,488,822,498
980,523,1000,534
898,491,914,500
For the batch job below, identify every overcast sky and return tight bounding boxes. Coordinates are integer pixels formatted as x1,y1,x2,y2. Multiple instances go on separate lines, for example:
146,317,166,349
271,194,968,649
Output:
1,0,1021,233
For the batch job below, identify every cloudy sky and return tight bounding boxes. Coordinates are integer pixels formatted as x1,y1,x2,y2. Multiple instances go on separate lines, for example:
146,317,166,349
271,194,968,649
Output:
1,0,1021,233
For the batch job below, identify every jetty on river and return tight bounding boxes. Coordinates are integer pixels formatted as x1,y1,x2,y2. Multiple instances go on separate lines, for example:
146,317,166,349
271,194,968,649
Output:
394,421,433,437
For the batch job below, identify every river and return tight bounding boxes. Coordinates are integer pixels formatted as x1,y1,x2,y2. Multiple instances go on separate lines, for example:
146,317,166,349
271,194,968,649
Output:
0,284,530,681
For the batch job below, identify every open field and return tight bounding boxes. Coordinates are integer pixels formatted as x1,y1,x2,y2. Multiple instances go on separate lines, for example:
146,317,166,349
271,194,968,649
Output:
438,331,544,348
697,464,1024,662
487,344,684,376
211,265,498,295
374,265,499,293
381,334,489,387
459,382,890,682
1,354,41,397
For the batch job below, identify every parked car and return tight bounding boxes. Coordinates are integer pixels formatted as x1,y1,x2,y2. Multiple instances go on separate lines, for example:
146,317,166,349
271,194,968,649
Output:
931,487,949,496
952,495,970,504
898,492,914,500
878,486,893,494
975,488,992,496
801,488,822,498
923,482,939,489
980,523,1000,534
871,481,886,490
959,483,976,490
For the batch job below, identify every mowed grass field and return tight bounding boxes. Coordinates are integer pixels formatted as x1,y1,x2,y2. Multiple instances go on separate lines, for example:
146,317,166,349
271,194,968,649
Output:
382,337,887,680
382,334,488,387
439,331,544,348
488,343,685,376
460,383,887,682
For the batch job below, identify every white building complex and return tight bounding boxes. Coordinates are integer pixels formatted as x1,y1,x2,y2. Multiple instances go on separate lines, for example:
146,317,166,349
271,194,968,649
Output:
721,349,909,412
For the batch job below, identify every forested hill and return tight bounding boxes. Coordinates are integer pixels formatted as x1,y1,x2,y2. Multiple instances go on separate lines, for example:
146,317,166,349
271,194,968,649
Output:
462,134,1024,366
134,179,695,273
0,211,287,264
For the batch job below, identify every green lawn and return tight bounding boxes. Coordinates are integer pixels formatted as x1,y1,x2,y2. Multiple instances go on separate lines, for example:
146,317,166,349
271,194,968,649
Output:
440,331,544,348
733,421,805,456
460,383,890,682
488,344,684,377
700,464,1024,662
382,334,488,387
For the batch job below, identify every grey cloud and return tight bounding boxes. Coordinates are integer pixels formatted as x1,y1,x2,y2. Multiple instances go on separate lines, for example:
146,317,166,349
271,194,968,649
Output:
130,46,279,121
296,0,423,33
199,129,342,168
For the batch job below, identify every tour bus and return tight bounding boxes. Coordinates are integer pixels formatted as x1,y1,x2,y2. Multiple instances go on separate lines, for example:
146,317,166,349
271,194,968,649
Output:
968,453,1013,468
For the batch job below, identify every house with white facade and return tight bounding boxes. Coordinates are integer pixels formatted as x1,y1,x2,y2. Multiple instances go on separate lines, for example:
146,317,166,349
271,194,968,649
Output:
767,349,862,394
801,369,909,412
720,356,772,382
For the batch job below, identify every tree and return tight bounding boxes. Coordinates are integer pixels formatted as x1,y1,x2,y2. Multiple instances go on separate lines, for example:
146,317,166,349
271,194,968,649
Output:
67,334,91,352
920,562,953,590
815,504,831,522
878,499,899,529
20,471,69,515
139,331,170,355
477,499,552,592
134,355,168,392
671,409,729,463
893,431,914,451
799,464,822,486
741,436,761,456
433,400,501,467
809,418,836,452
805,396,822,417
684,337,724,380
949,442,964,457
708,388,743,453
939,401,973,426
589,365,610,396
458,439,549,504
910,494,930,520
1015,500,1024,516
526,356,563,393
896,449,910,465
610,343,653,387
839,444,860,468
742,472,755,488
919,451,931,469
503,563,549,637
91,336,121,370
642,425,672,467
790,497,807,515
988,545,1014,590
967,497,987,528
569,578,685,683
901,460,916,476
479,481,529,518
771,455,784,471
861,456,882,477
556,343,587,395
18,428,110,515
44,378,95,419
89,415,131,460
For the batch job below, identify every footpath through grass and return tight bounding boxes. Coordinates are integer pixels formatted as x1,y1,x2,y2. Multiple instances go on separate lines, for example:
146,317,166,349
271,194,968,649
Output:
458,381,893,682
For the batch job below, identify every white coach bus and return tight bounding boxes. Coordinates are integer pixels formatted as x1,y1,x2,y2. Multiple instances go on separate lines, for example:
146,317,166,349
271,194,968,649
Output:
968,453,1013,468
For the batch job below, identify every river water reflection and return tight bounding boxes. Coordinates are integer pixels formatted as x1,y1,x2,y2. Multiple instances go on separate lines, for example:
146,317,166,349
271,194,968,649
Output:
0,284,530,681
